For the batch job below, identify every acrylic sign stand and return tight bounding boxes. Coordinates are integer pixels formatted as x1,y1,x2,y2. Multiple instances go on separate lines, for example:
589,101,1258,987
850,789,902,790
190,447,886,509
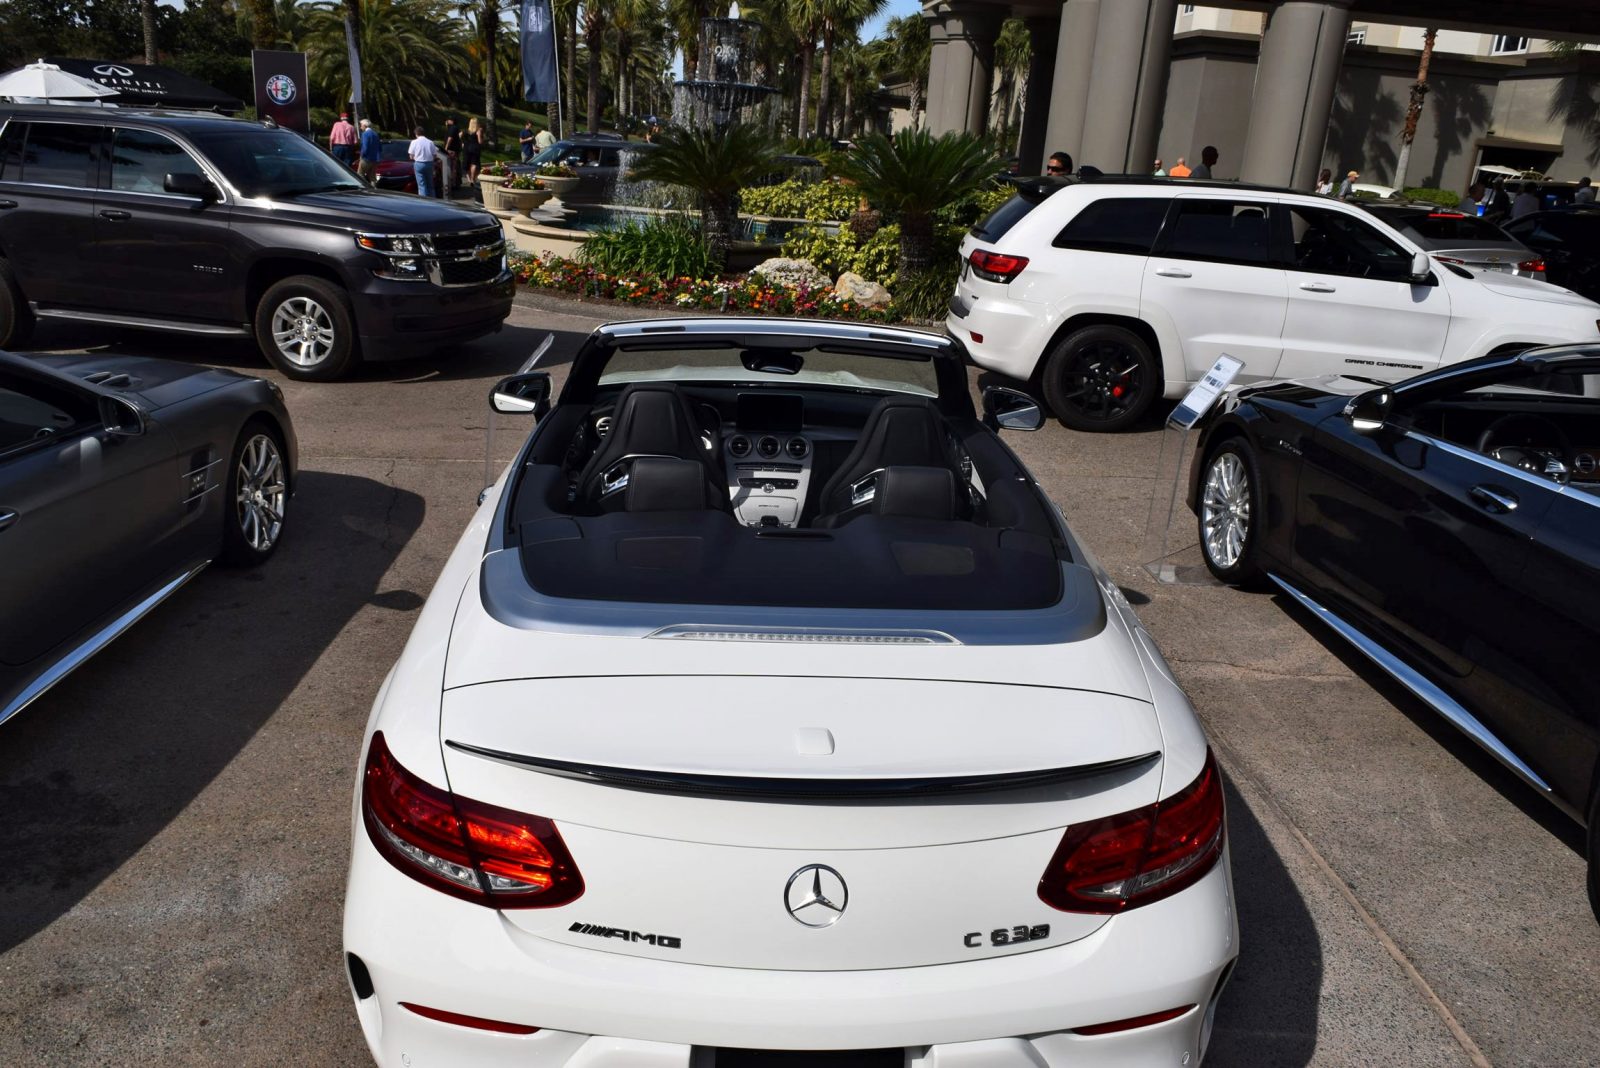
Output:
1141,355,1243,584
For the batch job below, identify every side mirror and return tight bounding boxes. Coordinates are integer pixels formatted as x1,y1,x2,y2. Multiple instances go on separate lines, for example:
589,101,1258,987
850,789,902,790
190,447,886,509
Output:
981,385,1044,431
1343,387,1394,434
98,395,146,437
490,371,551,416
165,172,218,201
1408,250,1431,283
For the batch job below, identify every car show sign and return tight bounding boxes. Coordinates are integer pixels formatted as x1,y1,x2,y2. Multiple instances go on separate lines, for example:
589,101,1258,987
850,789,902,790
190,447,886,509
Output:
1169,354,1244,429
251,50,310,134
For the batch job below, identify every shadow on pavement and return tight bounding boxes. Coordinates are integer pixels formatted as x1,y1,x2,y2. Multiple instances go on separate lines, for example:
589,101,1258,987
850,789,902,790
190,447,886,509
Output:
1207,777,1321,1066
0,470,423,953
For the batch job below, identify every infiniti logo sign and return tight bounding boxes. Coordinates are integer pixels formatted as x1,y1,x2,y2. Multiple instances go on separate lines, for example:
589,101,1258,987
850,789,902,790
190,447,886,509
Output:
784,864,847,927
94,64,134,77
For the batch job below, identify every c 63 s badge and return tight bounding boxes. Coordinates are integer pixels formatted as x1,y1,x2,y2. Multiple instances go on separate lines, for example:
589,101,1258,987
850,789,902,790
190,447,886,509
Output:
569,922,681,949
964,924,1050,948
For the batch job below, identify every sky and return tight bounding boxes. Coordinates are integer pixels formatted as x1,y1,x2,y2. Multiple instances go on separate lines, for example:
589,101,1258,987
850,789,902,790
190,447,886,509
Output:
861,0,921,44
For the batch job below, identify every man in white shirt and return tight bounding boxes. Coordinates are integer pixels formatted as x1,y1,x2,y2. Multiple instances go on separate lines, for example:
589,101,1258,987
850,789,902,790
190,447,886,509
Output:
408,127,438,198
1511,182,1541,219
1576,176,1596,204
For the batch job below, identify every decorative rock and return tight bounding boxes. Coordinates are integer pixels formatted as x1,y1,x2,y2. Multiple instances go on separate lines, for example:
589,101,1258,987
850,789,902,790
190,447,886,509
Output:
833,271,892,308
751,257,830,290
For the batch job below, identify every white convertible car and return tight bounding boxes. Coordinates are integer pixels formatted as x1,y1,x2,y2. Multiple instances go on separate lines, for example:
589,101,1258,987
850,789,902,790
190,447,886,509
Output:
342,319,1238,1067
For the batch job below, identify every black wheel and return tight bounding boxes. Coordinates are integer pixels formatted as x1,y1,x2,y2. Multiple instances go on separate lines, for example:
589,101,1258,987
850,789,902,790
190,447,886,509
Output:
1198,438,1265,587
221,420,288,566
0,258,35,348
1041,324,1160,432
253,275,358,380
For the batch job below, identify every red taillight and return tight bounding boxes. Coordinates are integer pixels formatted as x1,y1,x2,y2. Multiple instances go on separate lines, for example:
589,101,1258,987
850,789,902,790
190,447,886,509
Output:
1038,749,1225,914
1433,255,1466,265
969,248,1029,283
1071,1005,1196,1036
400,1002,540,1034
362,731,584,908
1517,257,1546,273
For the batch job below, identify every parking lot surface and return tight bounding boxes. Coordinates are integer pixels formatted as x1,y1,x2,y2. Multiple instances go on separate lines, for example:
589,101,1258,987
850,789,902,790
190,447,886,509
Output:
2,293,1596,1066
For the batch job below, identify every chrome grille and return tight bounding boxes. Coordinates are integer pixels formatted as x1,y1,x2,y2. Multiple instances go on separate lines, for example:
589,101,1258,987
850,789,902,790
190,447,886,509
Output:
425,227,506,288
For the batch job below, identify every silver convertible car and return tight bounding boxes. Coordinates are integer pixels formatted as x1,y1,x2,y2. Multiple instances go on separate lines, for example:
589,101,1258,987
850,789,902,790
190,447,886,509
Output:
0,350,296,725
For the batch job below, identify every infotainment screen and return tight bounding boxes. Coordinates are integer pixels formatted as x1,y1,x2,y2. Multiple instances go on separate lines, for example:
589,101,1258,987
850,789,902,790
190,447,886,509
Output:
736,393,804,431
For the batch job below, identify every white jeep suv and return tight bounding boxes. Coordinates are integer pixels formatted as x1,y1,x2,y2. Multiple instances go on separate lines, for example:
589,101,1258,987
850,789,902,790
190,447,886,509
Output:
948,178,1600,431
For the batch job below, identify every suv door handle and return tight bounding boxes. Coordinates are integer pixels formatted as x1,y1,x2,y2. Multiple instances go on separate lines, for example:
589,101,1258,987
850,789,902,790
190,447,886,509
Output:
1299,281,1337,293
1469,485,1518,513
99,209,132,221
1154,266,1192,278
0,510,16,533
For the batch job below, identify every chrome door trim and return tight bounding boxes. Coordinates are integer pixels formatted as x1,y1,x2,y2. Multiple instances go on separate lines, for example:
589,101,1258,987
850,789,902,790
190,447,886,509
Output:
1267,573,1552,794
1401,429,1598,506
31,307,250,336
0,562,208,727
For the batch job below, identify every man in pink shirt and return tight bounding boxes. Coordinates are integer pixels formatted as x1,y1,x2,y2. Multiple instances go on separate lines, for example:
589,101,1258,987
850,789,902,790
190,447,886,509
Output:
329,112,358,168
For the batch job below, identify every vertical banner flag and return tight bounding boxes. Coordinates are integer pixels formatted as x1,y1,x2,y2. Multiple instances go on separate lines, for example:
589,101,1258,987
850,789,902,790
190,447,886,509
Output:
344,17,363,105
520,0,560,102
251,50,310,134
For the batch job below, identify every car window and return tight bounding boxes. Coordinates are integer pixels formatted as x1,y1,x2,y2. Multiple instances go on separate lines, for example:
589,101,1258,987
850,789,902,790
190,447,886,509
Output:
1390,211,1513,243
0,120,24,181
1285,205,1413,279
0,375,93,455
108,128,206,194
1054,198,1169,255
184,126,363,198
597,346,941,398
971,193,1040,242
19,122,100,188
1160,199,1273,265
600,149,621,168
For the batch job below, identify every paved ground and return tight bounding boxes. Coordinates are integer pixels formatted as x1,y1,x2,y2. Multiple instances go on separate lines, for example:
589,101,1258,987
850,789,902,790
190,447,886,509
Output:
1,292,1596,1067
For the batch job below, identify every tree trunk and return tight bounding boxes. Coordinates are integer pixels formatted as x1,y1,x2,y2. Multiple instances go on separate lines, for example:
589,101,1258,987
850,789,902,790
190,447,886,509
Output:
907,81,922,132
817,22,834,139
483,0,498,144
842,75,852,139
586,22,602,130
899,210,933,276
1396,27,1436,188
246,0,278,48
797,38,814,139
343,0,362,124
702,196,736,273
140,0,158,63
565,6,579,137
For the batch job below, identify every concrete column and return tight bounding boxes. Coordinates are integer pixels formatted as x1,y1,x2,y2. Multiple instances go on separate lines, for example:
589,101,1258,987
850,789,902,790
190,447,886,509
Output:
1017,13,1060,173
924,6,949,133
1042,0,1099,162
937,3,1003,137
1078,0,1179,174
1240,1,1352,189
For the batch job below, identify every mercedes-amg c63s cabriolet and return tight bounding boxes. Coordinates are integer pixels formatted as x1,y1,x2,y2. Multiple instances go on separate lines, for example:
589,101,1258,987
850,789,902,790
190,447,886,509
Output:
343,319,1238,1067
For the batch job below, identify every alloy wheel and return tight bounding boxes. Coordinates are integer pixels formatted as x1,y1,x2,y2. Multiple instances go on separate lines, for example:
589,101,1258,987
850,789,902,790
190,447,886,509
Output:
269,296,337,368
1057,340,1144,423
1201,451,1250,569
236,433,286,554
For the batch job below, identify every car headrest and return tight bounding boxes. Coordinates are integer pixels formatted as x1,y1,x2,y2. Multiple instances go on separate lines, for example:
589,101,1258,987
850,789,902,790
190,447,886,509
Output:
625,457,712,512
872,466,959,521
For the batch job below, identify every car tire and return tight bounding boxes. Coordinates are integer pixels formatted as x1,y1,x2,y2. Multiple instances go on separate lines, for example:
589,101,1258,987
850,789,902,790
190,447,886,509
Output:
254,275,359,381
1198,438,1265,587
1041,324,1160,433
0,259,35,348
221,420,288,566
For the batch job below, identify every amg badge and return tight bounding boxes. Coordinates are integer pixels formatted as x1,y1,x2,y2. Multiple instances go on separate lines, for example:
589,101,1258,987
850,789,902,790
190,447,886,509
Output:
568,922,681,949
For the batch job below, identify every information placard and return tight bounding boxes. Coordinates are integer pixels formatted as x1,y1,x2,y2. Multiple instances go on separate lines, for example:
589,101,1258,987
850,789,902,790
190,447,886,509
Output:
1168,355,1243,430
251,50,310,135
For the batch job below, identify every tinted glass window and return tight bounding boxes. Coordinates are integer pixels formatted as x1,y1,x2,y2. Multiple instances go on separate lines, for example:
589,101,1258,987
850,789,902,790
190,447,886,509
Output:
1286,206,1412,279
1054,198,1169,254
184,126,362,198
970,194,1038,241
0,374,92,454
1387,211,1512,243
0,120,24,181
20,122,99,188
1161,199,1273,264
108,128,205,194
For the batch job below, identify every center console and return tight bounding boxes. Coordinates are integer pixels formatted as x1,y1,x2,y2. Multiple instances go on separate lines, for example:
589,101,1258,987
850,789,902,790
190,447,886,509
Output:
722,393,821,528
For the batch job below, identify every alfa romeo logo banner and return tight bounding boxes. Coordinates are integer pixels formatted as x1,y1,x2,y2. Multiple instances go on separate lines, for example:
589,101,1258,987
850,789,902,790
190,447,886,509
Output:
519,0,560,103
251,50,310,134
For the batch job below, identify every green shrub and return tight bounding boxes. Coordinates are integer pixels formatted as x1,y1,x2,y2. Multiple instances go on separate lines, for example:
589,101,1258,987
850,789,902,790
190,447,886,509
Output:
894,261,961,321
849,225,900,288
1401,187,1461,208
740,179,859,221
779,224,860,278
577,215,714,280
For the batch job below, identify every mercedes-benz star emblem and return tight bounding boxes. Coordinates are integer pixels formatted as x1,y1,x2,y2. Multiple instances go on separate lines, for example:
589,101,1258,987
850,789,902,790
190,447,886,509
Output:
784,864,848,928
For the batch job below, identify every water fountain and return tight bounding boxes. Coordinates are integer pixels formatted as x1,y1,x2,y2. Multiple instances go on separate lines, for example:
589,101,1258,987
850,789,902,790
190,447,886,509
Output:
671,6,782,133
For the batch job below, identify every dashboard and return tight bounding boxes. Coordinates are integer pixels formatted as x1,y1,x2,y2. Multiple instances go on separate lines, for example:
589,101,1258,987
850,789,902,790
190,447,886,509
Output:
721,393,835,527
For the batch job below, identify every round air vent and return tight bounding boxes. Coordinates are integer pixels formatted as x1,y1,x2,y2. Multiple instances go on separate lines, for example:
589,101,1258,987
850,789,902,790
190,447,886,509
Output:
728,435,751,458
786,436,809,460
757,435,781,459
1577,452,1596,475
594,415,613,439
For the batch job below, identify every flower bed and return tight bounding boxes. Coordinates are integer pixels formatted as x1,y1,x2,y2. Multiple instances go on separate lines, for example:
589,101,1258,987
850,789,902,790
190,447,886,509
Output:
509,252,903,322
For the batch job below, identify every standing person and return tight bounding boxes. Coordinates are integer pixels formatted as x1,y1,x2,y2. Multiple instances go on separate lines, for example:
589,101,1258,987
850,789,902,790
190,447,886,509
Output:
1153,159,1166,176
357,118,381,181
1190,145,1218,179
1462,182,1484,215
442,118,462,197
1315,168,1334,195
519,121,536,162
1575,176,1595,204
1046,151,1073,177
464,117,484,187
1484,178,1512,220
1168,156,1191,178
408,126,438,198
534,125,556,153
1511,181,1541,219
329,111,358,168
1337,169,1358,198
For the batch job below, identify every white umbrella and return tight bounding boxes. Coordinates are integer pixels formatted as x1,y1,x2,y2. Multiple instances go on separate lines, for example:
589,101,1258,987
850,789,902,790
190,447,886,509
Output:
0,59,121,101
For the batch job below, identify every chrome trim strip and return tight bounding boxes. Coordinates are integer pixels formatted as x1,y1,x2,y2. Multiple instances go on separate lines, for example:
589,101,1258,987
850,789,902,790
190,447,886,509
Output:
31,307,250,336
182,457,224,478
1268,573,1552,793
0,562,208,727
445,740,1161,800
181,483,220,505
1403,430,1600,510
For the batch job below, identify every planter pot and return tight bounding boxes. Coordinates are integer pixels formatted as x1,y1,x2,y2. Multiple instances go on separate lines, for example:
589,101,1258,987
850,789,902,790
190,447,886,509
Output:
536,175,579,196
496,187,553,216
478,174,507,192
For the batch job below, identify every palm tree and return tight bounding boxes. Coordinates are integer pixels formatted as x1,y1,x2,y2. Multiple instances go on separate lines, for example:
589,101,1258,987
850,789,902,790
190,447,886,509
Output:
991,17,1028,149
553,0,578,136
140,0,158,63
667,0,711,76
869,14,929,131
244,0,281,47
834,33,873,139
816,0,881,139
837,130,997,275
786,0,823,137
629,124,782,270
579,0,609,129
300,0,470,130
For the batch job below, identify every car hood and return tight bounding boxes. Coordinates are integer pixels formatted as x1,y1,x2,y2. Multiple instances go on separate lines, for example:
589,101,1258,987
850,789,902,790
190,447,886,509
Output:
37,353,249,410
1476,270,1600,307
230,188,498,233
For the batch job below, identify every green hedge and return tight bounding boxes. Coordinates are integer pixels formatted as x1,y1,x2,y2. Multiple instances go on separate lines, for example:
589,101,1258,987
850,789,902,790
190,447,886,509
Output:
778,221,965,290
739,179,859,221
1401,187,1461,208
576,215,713,281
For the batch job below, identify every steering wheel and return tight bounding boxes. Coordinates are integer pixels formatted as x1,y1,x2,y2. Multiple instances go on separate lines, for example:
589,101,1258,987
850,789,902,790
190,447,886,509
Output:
1475,412,1575,484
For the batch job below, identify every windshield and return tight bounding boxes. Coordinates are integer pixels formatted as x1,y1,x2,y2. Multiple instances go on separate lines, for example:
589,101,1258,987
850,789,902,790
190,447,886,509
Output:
597,346,941,398
1381,211,1515,244
187,127,364,198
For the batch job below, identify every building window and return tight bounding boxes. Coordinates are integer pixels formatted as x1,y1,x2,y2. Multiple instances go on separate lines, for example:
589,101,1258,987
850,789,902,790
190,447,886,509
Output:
1347,26,1367,45
1180,4,1196,14
1491,35,1529,54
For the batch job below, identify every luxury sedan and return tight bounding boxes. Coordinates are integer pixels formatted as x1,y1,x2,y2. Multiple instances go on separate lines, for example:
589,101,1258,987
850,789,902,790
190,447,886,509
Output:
342,319,1238,1066
1189,345,1599,918
0,350,295,726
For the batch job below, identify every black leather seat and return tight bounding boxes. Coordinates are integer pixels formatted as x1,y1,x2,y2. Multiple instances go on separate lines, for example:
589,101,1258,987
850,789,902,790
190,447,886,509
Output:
813,395,967,527
576,383,727,510
870,466,961,521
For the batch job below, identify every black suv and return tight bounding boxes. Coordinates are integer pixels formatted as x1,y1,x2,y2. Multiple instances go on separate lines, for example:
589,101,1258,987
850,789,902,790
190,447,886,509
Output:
0,108,514,380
